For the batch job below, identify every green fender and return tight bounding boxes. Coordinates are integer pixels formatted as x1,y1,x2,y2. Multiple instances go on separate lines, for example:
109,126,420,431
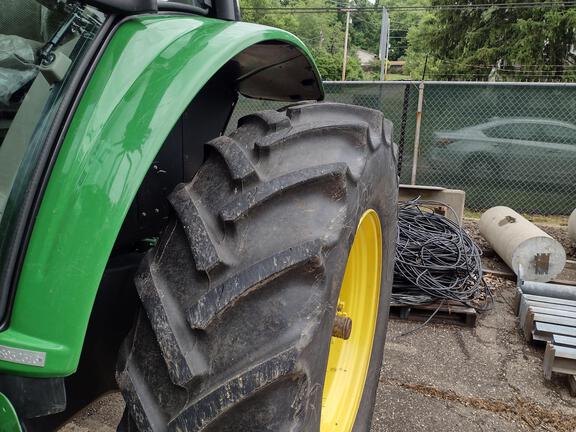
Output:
0,15,323,377
0,393,21,432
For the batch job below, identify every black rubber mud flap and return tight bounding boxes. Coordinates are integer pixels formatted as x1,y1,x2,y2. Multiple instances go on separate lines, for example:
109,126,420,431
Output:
116,102,398,431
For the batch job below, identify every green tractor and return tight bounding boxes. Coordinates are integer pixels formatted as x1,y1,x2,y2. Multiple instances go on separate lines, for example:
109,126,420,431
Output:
0,1,398,430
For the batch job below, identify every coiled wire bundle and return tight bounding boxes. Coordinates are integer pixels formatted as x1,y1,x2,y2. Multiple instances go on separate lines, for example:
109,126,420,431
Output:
393,199,490,310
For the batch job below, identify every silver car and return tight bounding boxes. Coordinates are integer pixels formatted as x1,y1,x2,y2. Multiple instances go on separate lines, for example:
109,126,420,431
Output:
428,118,576,185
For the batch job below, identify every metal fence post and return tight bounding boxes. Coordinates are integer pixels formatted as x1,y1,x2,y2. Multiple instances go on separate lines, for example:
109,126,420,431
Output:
397,83,411,177
410,81,425,185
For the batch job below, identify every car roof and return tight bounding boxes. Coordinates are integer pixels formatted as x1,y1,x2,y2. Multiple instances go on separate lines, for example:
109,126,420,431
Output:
475,118,576,130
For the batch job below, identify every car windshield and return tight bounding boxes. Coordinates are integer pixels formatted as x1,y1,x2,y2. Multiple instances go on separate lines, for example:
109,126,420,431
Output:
0,0,104,224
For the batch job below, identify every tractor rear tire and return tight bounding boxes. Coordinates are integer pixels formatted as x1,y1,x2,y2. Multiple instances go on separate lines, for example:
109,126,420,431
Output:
116,102,398,431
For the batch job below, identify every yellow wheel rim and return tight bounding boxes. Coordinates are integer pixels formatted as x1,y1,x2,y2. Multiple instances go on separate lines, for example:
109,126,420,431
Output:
320,209,382,431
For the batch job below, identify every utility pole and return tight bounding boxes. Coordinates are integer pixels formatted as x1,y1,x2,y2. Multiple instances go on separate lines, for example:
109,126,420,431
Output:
341,2,351,81
379,7,389,81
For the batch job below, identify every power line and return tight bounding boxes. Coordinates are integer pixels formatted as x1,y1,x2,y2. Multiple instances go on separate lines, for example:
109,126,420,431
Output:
434,72,572,78
436,63,576,70
437,57,576,67
435,68,574,74
243,2,576,13
430,57,576,70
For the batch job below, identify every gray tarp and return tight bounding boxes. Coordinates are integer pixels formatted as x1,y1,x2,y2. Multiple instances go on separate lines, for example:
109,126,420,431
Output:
0,35,39,106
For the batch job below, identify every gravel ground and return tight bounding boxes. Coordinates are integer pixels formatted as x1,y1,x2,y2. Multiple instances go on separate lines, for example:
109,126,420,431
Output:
372,275,576,432
372,219,576,431
537,224,576,260
62,280,576,432
60,219,576,431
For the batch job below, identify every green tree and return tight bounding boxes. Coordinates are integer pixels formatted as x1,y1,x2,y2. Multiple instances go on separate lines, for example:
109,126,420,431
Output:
240,0,298,30
404,0,576,81
348,0,381,54
380,0,429,61
240,0,367,80
404,12,442,79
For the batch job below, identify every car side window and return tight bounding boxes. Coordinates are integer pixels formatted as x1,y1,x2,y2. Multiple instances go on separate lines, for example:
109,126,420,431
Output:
538,125,576,145
485,124,534,140
484,125,512,139
483,122,575,143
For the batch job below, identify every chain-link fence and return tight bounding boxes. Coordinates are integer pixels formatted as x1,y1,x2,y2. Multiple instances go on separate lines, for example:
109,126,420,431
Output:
229,81,576,215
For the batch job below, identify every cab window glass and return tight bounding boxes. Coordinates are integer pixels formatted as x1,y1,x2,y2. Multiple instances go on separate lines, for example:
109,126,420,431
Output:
0,0,103,223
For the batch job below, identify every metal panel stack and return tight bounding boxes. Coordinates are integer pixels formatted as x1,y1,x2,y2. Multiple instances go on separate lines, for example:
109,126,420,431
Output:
515,267,576,391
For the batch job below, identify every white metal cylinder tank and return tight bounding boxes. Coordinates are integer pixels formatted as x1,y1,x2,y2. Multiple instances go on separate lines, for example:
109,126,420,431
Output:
568,209,576,243
479,206,566,282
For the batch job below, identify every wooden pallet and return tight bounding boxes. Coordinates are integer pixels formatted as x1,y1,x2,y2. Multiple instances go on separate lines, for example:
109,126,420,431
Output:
390,301,478,327
484,261,576,287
